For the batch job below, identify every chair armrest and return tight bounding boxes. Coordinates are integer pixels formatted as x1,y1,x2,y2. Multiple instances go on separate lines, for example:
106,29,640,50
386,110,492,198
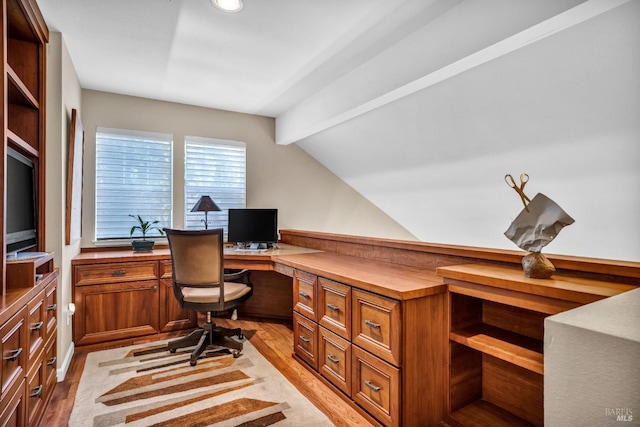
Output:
224,269,251,285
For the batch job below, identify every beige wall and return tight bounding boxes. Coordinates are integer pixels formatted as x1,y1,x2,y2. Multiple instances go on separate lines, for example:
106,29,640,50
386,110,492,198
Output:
79,90,414,248
45,32,83,380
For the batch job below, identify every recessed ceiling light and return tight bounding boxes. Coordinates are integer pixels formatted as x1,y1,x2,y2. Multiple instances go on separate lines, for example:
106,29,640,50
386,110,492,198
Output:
212,0,243,12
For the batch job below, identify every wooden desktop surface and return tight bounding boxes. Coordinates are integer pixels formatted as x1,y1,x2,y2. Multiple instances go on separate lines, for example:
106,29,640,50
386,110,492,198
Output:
72,244,444,300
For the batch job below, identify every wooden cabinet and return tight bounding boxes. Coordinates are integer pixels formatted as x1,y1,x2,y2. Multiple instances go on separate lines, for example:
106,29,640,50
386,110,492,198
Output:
438,264,637,427
1,258,57,427
72,258,197,347
291,264,447,427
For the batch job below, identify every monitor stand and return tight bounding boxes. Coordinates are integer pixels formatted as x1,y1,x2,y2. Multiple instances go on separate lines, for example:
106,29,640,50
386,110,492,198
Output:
234,242,269,252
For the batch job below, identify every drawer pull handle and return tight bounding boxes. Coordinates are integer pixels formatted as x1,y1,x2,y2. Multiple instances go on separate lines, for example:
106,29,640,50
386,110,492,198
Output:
364,380,381,392
327,355,339,364
327,304,339,311
30,385,43,398
112,270,126,276
299,336,310,343
47,356,57,366
4,348,22,361
365,320,381,329
298,292,309,298
47,304,57,311
32,321,44,331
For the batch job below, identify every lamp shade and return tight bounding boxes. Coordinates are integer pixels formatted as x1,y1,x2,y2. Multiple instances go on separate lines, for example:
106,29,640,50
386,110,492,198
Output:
191,195,221,213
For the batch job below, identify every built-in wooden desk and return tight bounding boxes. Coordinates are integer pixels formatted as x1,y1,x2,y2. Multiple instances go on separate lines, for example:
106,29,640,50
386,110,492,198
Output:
70,244,319,347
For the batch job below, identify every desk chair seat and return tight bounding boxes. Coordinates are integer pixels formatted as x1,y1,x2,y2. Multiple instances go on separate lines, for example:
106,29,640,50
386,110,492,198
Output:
164,228,253,366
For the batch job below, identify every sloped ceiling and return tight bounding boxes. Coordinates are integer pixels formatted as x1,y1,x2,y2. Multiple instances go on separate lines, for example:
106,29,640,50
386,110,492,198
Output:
37,0,639,259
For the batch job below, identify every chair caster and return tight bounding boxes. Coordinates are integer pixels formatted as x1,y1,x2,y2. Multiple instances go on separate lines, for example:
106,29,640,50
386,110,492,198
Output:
238,333,244,340
232,350,241,358
190,359,197,366
169,348,176,353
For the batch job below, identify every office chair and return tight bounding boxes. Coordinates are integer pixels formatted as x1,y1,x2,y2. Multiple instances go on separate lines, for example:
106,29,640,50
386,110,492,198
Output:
163,227,253,365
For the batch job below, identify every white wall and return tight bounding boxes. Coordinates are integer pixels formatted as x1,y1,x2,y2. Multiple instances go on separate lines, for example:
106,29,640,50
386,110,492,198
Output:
293,1,640,262
79,90,414,248
545,288,640,425
45,32,83,380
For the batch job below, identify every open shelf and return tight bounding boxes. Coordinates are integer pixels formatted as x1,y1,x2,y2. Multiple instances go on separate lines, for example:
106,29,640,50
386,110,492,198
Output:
450,324,543,374
7,65,39,108
449,399,537,427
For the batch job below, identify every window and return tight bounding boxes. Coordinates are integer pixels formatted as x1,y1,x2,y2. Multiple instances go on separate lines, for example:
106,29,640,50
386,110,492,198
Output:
185,136,246,233
95,128,172,239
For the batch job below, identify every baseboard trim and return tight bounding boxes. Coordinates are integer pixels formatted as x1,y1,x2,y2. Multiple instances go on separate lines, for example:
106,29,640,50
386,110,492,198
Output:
57,341,75,382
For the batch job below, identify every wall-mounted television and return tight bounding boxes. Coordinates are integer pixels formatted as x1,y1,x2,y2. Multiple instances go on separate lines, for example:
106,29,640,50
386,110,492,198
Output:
6,148,38,258
227,208,278,249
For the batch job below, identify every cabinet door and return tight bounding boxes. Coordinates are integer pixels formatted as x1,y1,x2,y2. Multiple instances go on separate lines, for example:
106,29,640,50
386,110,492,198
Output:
74,280,160,346
159,279,197,332
0,379,25,427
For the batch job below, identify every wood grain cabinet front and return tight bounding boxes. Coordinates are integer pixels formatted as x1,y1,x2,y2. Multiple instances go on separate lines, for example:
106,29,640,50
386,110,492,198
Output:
319,327,351,396
352,346,400,427
352,289,401,367
73,280,160,346
318,278,350,339
293,270,318,321
73,261,158,286
1,307,26,407
293,312,318,370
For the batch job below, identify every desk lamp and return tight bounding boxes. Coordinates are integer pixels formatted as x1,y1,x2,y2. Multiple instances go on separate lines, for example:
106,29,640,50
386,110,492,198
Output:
191,195,221,229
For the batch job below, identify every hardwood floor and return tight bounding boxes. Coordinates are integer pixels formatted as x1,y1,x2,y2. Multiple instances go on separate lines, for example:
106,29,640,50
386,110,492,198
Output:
41,319,376,427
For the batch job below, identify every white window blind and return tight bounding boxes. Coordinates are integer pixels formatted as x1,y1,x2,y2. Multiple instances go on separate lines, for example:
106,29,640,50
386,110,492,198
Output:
95,128,173,240
185,136,246,233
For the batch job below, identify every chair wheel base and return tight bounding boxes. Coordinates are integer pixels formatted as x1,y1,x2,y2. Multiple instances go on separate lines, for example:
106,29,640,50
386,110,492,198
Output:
232,350,241,358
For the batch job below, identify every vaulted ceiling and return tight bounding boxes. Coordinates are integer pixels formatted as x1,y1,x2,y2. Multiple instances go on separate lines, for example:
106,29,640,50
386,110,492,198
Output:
36,0,640,259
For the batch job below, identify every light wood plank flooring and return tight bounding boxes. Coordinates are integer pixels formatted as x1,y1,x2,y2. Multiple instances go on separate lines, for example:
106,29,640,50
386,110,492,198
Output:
41,319,375,427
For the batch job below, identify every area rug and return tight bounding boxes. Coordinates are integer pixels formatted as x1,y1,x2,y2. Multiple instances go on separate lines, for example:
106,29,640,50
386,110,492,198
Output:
69,338,333,426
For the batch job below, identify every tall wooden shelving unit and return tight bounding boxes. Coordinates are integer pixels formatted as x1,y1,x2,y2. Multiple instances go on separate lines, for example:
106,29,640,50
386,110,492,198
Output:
2,0,48,289
1,1,55,426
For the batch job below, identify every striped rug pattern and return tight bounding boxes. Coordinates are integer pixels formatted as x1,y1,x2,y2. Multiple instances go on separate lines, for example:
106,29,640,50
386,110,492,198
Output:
69,339,333,426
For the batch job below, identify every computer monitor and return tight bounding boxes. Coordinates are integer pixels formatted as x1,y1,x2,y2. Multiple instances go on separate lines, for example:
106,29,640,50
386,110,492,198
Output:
227,209,278,249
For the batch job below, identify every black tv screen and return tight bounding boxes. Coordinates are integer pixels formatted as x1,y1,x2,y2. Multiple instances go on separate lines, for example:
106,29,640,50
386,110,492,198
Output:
6,148,37,255
227,209,278,244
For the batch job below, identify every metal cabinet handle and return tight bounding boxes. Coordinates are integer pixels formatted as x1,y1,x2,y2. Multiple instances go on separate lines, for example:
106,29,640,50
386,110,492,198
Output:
47,356,57,366
299,336,310,343
327,355,339,364
364,380,381,392
365,320,381,329
327,304,339,311
32,321,44,331
47,304,57,311
112,270,126,276
4,348,22,361
298,292,309,298
30,385,43,398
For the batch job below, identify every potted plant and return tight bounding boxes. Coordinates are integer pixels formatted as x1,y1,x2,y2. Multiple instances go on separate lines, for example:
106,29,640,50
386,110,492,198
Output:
129,214,164,252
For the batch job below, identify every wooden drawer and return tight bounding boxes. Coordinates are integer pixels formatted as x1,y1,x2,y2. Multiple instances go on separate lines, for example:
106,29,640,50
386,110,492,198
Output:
74,261,159,285
43,335,57,406
1,307,26,404
318,278,351,340
0,377,25,427
26,291,46,368
293,270,318,321
353,290,401,366
44,281,57,341
26,357,45,427
352,346,400,427
319,327,351,396
293,312,318,370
